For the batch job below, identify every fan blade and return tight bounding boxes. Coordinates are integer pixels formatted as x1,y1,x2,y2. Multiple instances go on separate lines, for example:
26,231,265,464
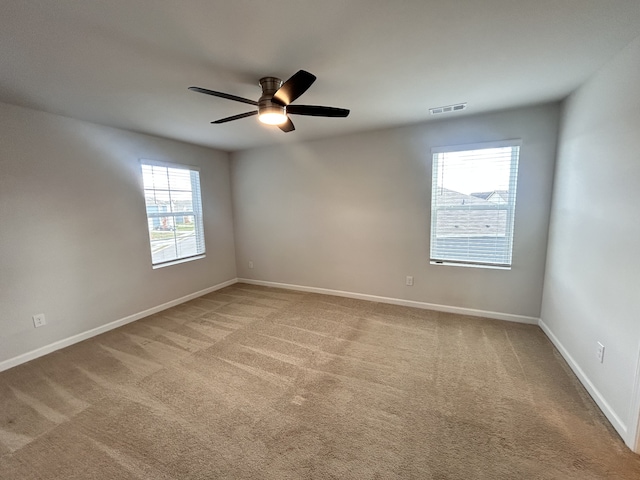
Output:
278,117,295,133
189,86,258,106
272,70,316,106
286,105,350,117
211,111,258,124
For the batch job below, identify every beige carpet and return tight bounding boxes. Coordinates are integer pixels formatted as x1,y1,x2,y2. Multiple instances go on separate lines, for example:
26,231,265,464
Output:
1,283,639,479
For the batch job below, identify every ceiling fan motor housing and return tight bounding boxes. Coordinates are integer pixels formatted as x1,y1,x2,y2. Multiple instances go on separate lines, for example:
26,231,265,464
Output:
258,77,286,116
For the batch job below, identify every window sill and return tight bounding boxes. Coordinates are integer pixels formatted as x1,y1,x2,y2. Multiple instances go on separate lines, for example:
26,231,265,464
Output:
152,254,206,269
430,261,511,270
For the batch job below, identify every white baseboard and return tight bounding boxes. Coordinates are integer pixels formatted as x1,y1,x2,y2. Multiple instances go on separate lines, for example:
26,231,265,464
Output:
237,278,539,325
538,319,630,445
0,278,238,373
629,342,640,453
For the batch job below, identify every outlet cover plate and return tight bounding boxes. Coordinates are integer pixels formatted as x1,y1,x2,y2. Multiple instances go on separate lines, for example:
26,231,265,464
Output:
32,313,47,328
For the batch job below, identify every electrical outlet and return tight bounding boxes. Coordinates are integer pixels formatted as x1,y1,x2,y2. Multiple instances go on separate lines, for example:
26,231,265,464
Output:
248,261,254,269
405,276,414,286
32,313,47,328
596,342,605,363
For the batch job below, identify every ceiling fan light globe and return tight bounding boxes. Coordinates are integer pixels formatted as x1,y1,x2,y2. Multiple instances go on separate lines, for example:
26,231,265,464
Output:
258,112,288,125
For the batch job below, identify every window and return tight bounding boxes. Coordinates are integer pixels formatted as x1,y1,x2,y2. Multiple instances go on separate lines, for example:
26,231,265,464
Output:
141,160,205,267
430,141,520,268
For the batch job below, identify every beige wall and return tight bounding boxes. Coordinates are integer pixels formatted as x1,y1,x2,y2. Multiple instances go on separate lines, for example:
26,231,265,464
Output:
0,103,236,364
541,35,640,448
232,104,559,319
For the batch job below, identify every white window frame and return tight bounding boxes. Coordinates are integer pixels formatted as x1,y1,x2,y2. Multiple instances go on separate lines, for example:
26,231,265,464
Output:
140,159,206,268
430,140,521,269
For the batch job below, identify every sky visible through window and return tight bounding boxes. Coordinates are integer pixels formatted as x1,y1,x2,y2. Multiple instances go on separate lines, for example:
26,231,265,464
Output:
436,147,512,194
142,166,193,192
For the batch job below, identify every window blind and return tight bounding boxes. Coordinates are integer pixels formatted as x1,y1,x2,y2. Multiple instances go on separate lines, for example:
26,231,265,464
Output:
430,142,520,268
141,160,206,266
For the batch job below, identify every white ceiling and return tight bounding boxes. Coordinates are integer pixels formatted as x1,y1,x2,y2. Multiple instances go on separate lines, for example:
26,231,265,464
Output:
1,1,640,151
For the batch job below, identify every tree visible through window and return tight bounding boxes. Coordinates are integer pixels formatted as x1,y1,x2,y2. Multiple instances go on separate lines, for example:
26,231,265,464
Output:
141,160,205,267
430,142,520,268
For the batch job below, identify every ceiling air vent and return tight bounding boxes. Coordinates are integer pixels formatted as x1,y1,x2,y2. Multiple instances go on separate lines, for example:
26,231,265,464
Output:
429,103,467,115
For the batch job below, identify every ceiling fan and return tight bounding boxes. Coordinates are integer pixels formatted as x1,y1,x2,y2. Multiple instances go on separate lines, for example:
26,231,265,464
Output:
189,70,350,133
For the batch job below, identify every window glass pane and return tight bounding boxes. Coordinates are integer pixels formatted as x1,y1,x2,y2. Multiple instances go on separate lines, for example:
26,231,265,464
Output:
149,216,178,264
170,190,194,212
141,161,205,267
175,214,195,233
430,144,519,267
434,147,513,195
168,167,192,191
145,189,172,214
434,208,507,236
175,215,200,259
148,165,170,190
